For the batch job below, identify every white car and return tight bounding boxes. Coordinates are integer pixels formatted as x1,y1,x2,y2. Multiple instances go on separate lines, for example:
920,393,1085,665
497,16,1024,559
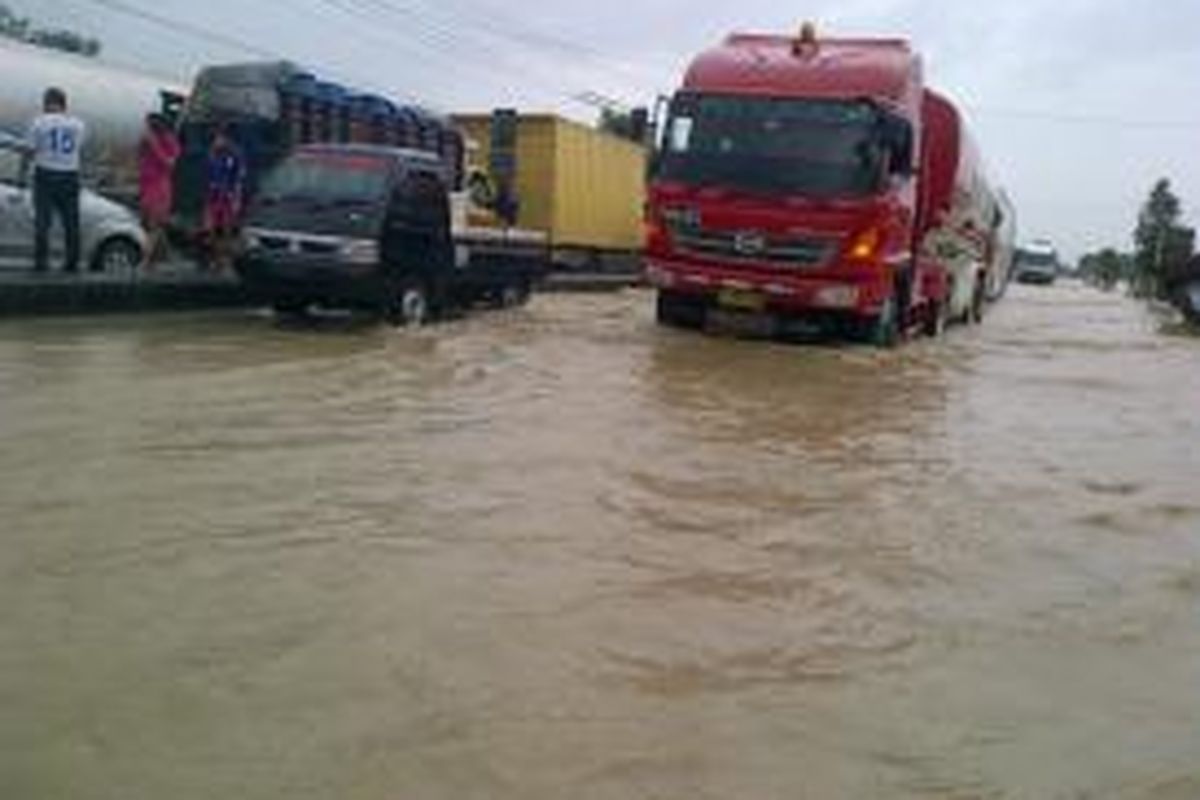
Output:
0,129,146,272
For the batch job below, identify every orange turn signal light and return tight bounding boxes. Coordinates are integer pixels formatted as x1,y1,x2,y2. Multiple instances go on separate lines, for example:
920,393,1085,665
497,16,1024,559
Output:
846,226,883,262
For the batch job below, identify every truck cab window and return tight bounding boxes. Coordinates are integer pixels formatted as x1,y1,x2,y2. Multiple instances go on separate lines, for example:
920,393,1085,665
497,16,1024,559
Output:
657,95,889,198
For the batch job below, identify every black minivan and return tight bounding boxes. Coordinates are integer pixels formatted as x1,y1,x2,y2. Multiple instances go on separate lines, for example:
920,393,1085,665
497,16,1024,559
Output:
237,144,537,324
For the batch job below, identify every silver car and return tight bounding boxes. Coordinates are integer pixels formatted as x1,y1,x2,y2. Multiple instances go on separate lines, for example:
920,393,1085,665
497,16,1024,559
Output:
0,129,146,272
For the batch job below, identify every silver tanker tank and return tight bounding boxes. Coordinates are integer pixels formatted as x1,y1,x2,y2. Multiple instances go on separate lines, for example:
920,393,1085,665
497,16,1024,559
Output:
0,38,187,200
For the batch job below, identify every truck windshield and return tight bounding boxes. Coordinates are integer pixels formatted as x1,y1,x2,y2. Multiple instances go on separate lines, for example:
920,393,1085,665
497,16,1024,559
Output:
1021,252,1058,267
259,153,391,205
656,95,890,199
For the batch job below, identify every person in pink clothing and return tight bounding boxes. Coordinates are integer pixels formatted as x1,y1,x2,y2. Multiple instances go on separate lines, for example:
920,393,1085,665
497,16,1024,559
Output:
137,113,180,270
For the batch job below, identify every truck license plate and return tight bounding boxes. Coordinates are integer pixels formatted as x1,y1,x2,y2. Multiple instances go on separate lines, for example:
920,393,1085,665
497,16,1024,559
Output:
707,309,778,337
717,288,766,311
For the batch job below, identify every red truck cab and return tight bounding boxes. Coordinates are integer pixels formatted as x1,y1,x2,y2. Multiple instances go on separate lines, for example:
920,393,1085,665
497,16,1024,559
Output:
646,27,950,344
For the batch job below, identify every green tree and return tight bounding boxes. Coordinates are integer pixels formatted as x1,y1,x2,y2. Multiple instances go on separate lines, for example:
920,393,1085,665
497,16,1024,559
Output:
0,4,30,40
28,28,101,57
0,2,101,57
598,108,634,138
1132,179,1195,299
597,107,648,143
1078,248,1132,291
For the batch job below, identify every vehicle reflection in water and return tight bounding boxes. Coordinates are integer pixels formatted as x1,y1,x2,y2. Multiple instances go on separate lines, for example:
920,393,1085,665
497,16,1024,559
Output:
0,284,1199,799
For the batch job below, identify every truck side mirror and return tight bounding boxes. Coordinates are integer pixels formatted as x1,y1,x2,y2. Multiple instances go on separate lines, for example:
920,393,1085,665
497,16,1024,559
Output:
629,108,650,144
883,117,914,176
647,148,663,180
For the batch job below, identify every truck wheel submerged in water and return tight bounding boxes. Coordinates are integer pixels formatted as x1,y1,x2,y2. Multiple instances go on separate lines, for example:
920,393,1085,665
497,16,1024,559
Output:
967,273,987,325
385,278,432,327
922,294,949,338
492,279,532,309
868,293,900,348
656,290,706,330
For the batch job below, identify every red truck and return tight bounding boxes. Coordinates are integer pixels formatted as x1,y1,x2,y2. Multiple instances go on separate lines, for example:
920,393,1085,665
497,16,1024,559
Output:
646,25,1001,345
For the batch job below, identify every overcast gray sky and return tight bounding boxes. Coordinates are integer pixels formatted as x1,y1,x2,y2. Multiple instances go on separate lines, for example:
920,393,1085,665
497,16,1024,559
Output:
20,0,1200,261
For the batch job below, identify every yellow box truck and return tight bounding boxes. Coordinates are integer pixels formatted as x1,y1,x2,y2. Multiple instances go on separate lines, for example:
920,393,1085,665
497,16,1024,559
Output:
452,113,646,268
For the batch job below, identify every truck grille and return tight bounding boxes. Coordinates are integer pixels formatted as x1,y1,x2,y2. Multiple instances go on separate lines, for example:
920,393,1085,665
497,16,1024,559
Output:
298,240,339,255
259,235,291,252
670,226,835,269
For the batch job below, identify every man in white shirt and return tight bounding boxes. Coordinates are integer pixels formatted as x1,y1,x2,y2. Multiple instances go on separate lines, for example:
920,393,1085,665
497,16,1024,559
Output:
24,87,87,273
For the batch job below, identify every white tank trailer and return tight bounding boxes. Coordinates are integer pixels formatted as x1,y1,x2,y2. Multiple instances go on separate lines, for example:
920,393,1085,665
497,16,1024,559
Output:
0,38,187,201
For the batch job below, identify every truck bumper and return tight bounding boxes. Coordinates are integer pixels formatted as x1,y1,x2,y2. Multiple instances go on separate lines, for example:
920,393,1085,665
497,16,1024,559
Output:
237,256,387,308
645,259,893,318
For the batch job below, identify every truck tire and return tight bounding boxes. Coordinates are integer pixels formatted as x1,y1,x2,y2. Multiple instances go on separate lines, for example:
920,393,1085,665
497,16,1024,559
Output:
922,295,948,338
386,279,431,327
495,279,531,309
656,290,705,330
967,274,986,325
867,294,900,348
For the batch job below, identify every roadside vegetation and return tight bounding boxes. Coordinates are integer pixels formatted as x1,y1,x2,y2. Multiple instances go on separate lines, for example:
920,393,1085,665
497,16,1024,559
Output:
0,2,101,57
1077,179,1197,326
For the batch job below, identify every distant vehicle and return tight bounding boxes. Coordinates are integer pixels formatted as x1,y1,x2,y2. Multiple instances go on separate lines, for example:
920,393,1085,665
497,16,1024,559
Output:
236,144,543,324
0,38,186,202
0,131,146,272
645,24,1005,345
1016,240,1060,285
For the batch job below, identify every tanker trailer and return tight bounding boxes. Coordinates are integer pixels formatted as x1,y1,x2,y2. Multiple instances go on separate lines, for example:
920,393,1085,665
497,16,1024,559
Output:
0,38,186,204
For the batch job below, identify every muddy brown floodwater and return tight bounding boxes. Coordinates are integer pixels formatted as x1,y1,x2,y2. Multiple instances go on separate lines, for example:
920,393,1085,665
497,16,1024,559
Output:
1,283,1199,799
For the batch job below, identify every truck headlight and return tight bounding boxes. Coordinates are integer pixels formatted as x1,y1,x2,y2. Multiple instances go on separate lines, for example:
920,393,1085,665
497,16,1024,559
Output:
340,239,379,265
813,284,859,309
242,228,266,251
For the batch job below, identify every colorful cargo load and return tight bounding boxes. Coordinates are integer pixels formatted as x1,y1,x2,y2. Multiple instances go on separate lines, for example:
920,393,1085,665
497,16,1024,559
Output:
174,62,463,236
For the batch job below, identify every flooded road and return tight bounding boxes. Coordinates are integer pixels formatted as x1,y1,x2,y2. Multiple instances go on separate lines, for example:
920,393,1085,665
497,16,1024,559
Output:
1,283,1199,799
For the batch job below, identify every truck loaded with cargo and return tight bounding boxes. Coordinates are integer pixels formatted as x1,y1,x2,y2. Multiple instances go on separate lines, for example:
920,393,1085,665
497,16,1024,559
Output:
237,144,544,323
172,62,465,237
178,62,545,321
453,113,647,272
645,24,1014,345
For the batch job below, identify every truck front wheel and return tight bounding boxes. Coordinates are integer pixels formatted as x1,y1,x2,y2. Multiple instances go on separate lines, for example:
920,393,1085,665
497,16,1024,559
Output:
867,294,900,348
967,274,987,325
922,295,948,338
656,290,705,330
386,279,431,327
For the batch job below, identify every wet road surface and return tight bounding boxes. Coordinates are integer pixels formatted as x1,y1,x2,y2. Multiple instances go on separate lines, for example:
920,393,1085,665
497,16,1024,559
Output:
1,284,1199,799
